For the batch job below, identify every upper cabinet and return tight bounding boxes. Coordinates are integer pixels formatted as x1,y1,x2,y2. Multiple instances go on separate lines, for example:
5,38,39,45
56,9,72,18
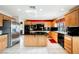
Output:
3,15,13,21
24,20,32,25
65,7,79,27
0,14,3,26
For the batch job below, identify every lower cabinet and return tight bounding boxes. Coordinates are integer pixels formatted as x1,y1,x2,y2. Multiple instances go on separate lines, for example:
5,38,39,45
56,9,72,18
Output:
64,35,72,53
24,35,47,47
64,35,79,54
49,32,58,43
0,35,7,53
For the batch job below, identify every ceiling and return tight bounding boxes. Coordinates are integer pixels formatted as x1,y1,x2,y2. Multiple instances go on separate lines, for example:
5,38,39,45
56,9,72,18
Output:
0,5,76,21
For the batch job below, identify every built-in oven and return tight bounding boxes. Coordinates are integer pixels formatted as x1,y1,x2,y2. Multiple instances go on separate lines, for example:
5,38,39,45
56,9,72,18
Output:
58,33,64,48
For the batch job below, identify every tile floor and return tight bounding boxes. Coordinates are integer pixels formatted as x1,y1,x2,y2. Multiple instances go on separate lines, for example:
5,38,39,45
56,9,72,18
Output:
2,36,67,54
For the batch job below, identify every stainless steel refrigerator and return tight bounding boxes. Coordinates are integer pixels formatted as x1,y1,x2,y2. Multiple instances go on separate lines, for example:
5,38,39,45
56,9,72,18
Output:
2,20,20,48
2,20,12,47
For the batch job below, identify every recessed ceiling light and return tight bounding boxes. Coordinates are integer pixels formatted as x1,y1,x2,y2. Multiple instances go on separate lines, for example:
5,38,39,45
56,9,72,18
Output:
17,8,21,11
25,10,36,13
39,9,43,11
60,8,65,12
25,10,33,13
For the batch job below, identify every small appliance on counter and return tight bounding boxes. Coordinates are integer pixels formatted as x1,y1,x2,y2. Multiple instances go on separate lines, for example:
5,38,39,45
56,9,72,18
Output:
67,27,79,36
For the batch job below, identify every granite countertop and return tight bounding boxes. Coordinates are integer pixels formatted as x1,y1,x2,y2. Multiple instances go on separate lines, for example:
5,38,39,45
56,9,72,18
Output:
65,34,79,37
55,31,67,34
25,32,48,35
0,33,8,36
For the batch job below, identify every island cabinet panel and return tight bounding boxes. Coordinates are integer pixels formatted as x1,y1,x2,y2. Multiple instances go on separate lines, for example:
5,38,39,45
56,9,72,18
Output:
24,35,47,47
24,35,37,46
65,8,79,27
0,14,3,26
37,35,47,46
64,35,79,54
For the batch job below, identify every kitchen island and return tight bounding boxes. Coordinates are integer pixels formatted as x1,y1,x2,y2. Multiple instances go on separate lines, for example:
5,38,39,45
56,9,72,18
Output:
24,32,48,47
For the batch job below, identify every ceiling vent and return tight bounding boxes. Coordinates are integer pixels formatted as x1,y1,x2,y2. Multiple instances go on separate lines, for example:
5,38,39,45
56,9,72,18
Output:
29,6,36,9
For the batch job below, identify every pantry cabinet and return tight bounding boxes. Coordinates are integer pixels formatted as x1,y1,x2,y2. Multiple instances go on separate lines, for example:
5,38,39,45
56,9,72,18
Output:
24,35,47,47
0,35,7,53
65,8,79,27
64,35,79,54
0,14,3,26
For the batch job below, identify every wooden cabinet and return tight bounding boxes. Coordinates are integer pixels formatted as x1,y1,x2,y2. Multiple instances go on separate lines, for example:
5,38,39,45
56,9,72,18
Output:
24,21,32,25
49,32,58,43
3,15,12,21
65,8,79,27
37,35,47,46
65,14,69,27
0,35,7,53
64,35,72,53
64,35,79,54
24,35,47,47
73,37,79,54
24,35,37,46
44,22,52,27
69,10,79,27
0,14,3,26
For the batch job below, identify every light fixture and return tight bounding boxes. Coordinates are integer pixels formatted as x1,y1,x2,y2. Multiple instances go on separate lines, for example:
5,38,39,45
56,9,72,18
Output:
60,8,65,12
25,9,37,13
39,9,43,11
25,10,32,13
17,8,21,11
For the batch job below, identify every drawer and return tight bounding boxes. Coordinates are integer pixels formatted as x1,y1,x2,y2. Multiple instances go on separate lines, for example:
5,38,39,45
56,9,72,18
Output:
64,38,72,44
65,46,72,53
65,40,71,45
65,37,72,41
64,43,72,49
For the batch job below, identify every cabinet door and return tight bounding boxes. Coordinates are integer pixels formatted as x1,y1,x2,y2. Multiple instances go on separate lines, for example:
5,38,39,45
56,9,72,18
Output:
38,35,47,46
65,10,79,27
0,36,4,52
24,35,37,47
4,15,11,21
73,37,79,54
64,36,72,53
0,38,2,52
2,36,7,49
69,10,79,27
65,14,70,27
0,14,3,26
